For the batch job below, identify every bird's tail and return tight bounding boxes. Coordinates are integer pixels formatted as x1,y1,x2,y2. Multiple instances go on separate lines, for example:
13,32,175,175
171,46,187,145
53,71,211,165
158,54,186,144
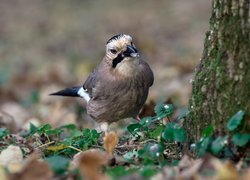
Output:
50,86,90,102
50,86,81,97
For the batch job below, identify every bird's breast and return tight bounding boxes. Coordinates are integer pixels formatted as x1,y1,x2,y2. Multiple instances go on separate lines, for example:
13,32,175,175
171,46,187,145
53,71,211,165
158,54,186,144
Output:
87,75,149,123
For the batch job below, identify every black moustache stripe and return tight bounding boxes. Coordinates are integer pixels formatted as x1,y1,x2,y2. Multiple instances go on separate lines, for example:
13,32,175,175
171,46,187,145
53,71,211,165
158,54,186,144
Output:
112,53,124,68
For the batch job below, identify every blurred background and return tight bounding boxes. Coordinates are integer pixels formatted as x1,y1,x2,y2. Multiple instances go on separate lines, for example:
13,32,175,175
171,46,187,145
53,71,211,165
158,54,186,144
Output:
0,0,211,131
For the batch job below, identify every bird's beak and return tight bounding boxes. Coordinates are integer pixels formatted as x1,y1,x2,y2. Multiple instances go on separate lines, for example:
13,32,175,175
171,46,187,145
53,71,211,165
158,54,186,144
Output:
124,45,139,58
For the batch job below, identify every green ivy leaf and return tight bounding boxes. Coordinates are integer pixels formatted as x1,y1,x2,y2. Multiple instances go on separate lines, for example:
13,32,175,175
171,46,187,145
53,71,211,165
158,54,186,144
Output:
90,129,100,139
37,124,52,134
154,104,174,118
75,139,85,149
61,138,72,146
202,125,214,137
140,166,157,177
81,129,101,148
127,123,142,136
150,125,164,139
162,124,175,141
0,128,9,139
197,137,211,157
33,124,63,136
29,123,38,135
162,123,187,142
60,124,78,130
174,128,187,142
59,124,78,131
211,136,228,155
106,166,138,178
227,110,245,131
232,133,250,147
140,143,163,160
46,128,63,135
46,155,70,175
106,166,125,177
139,116,153,127
83,128,90,136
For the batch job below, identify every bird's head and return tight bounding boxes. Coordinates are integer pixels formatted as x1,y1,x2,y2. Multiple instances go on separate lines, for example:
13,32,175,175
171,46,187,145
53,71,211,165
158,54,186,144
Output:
105,34,140,76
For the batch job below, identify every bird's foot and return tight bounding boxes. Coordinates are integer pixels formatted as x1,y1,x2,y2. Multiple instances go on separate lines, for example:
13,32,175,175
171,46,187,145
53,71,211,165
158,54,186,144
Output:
103,131,119,157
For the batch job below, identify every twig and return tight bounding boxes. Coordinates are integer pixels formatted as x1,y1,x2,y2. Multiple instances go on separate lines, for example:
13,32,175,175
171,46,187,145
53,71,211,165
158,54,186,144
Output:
37,141,55,148
37,142,82,153
114,149,124,155
141,139,158,144
67,146,83,152
116,144,139,149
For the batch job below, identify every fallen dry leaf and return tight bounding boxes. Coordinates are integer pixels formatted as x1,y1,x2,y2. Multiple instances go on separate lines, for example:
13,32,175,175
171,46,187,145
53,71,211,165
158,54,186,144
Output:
0,166,7,180
242,168,250,180
0,145,24,174
178,158,203,179
9,155,53,180
73,149,108,180
1,102,31,129
212,159,239,180
0,111,18,133
0,145,23,166
153,155,203,180
153,155,233,180
103,131,119,156
178,154,194,170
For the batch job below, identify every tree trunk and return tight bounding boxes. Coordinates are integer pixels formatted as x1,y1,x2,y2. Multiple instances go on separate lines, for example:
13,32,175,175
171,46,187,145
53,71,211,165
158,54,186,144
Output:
186,0,250,140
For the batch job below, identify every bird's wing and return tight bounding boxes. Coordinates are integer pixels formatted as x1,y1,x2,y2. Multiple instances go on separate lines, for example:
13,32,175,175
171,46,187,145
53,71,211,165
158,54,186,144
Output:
83,66,99,97
140,60,154,87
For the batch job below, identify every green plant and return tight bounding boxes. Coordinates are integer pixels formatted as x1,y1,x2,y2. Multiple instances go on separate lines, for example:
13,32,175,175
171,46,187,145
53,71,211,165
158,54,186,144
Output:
0,105,249,179
195,110,250,158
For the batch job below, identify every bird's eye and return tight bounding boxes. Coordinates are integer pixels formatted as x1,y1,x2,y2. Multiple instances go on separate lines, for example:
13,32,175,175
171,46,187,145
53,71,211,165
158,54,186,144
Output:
110,49,117,54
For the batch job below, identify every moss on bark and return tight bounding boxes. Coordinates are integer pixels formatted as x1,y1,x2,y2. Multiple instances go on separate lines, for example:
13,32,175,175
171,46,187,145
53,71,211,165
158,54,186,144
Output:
186,0,250,140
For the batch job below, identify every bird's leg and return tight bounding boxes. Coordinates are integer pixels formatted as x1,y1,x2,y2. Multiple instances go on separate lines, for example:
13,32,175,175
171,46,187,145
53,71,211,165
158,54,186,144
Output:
101,122,118,157
135,115,141,121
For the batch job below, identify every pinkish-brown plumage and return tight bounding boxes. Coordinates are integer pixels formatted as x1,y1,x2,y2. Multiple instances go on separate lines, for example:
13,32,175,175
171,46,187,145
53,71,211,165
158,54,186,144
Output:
85,57,153,123
51,34,154,124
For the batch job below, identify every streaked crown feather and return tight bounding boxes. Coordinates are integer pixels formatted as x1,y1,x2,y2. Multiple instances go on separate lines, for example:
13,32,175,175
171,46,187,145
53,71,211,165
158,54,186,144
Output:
106,34,132,49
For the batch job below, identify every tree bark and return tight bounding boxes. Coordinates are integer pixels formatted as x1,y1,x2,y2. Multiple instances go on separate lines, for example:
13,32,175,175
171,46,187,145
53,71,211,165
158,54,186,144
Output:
186,0,250,140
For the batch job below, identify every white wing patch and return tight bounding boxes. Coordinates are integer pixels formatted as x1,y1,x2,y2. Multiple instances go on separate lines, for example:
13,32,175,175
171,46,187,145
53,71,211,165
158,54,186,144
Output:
77,87,90,102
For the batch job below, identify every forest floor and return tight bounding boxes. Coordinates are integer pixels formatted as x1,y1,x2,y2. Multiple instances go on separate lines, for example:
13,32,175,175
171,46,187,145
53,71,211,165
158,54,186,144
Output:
0,0,249,179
